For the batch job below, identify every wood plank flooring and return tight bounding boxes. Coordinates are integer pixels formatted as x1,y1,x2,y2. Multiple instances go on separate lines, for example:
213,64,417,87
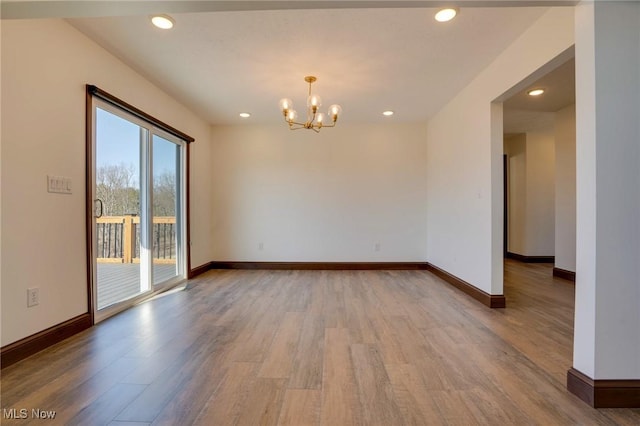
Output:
2,260,639,425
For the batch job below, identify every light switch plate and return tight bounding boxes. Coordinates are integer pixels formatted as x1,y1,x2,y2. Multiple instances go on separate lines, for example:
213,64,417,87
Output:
47,175,72,194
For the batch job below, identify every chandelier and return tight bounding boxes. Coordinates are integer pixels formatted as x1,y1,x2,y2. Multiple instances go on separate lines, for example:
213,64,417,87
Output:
279,76,342,132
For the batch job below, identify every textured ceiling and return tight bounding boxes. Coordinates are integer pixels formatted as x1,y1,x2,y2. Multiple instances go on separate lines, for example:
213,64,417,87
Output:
67,6,552,125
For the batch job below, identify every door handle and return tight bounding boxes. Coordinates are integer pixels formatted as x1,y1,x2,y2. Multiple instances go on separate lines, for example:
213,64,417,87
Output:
95,198,104,218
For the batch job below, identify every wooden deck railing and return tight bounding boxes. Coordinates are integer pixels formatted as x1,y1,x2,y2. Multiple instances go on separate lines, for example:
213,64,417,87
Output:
96,215,176,264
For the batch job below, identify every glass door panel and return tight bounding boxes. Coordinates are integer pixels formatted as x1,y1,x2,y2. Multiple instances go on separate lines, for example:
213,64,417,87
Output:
95,107,147,310
151,134,182,285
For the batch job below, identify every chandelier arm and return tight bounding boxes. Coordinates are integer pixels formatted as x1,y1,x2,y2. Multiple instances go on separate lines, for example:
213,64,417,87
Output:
283,114,308,129
289,121,308,130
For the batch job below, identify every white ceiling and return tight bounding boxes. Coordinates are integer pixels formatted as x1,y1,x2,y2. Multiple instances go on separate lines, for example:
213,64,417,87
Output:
504,57,575,112
503,57,575,133
65,6,554,125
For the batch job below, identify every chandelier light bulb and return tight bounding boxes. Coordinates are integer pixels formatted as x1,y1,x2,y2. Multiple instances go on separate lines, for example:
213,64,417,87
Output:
279,98,293,113
287,109,298,122
308,94,322,111
316,113,325,125
328,104,342,121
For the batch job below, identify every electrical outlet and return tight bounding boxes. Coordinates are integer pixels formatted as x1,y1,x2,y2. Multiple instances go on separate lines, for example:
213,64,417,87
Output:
27,288,40,307
374,243,381,252
258,242,264,251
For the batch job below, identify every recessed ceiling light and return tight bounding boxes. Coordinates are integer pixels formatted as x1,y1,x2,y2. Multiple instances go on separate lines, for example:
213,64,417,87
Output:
151,14,174,30
528,88,545,96
435,8,458,22
382,110,394,116
239,112,251,118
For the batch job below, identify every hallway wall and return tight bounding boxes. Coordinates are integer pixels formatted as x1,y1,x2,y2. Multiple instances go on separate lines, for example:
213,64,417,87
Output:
426,8,574,294
554,104,577,272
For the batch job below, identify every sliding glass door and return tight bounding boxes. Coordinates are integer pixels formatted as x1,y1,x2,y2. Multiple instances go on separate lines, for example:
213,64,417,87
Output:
152,134,183,285
91,100,186,321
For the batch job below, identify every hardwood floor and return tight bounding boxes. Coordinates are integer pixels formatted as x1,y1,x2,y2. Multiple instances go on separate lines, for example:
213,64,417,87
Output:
2,260,639,425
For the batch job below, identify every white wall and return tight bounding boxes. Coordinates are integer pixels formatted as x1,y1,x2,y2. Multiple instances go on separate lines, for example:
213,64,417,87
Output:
554,104,576,272
574,1,640,380
426,8,574,294
210,123,428,262
0,18,4,342
504,134,527,255
525,130,556,256
1,19,212,346
504,131,556,257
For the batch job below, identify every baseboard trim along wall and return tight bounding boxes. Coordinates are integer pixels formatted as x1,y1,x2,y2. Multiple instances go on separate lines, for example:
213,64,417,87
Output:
208,261,430,270
567,368,640,408
189,261,214,278
0,313,92,369
553,267,576,282
425,263,506,308
506,252,555,263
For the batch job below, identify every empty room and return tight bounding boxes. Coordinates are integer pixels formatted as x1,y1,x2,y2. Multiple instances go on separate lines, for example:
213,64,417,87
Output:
1,1,639,424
